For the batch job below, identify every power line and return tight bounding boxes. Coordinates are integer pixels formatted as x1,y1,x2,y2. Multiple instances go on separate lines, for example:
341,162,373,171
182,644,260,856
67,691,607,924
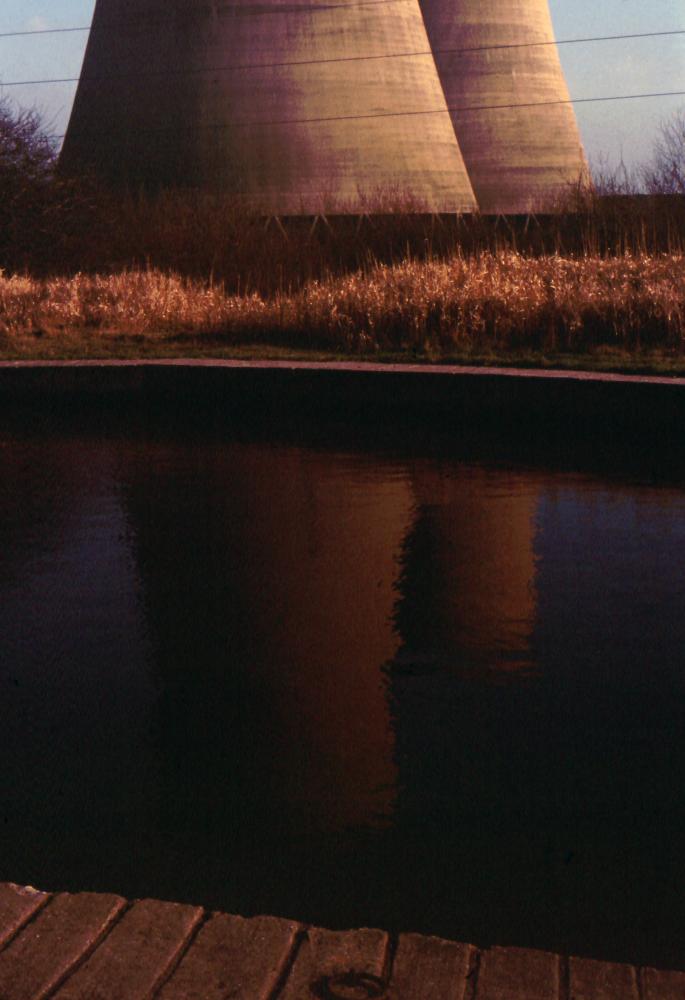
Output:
1,28,684,90
51,89,685,141
0,25,90,39
0,0,415,38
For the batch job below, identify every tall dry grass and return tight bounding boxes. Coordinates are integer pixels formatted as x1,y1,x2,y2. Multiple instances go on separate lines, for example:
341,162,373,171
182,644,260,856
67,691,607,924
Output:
2,252,683,356
31,185,684,295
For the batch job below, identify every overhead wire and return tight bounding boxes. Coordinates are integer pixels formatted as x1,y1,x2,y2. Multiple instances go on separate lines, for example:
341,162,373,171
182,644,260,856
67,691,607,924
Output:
48,89,685,142
0,0,422,38
1,14,682,141
0,28,684,89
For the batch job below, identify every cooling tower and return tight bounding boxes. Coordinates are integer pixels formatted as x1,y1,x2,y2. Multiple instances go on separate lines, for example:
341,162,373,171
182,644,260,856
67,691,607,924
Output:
419,0,587,213
60,0,477,214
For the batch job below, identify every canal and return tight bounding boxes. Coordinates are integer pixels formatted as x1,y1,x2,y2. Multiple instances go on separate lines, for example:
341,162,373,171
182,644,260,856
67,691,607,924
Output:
1,397,685,970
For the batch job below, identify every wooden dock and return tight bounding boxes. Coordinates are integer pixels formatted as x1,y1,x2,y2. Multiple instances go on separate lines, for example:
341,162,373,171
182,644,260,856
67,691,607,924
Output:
1,884,684,999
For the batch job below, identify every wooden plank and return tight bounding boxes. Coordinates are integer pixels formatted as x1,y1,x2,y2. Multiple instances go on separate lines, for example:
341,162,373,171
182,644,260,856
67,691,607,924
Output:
158,912,300,1000
476,946,560,1000
642,966,685,1000
279,926,388,1000
0,884,50,951
53,898,203,1000
390,932,473,1000
0,891,126,1000
568,956,639,1000
3,883,685,1000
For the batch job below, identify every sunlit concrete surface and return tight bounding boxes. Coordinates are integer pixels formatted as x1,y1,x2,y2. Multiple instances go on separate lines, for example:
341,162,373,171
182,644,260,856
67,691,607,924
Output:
420,0,587,213
60,0,477,214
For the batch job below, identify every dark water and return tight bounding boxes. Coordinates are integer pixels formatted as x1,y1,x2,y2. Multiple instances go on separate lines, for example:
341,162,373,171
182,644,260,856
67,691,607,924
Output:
2,407,685,970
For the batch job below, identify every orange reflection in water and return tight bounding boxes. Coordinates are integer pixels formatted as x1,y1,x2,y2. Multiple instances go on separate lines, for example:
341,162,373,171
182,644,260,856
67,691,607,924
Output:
224,449,414,831
121,442,541,834
398,462,540,679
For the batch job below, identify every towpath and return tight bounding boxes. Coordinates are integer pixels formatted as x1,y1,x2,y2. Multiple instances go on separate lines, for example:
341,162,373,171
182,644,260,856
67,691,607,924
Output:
1,883,683,999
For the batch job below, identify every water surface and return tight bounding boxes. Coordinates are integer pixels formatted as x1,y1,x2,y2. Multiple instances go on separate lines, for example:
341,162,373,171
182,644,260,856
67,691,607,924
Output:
2,409,685,969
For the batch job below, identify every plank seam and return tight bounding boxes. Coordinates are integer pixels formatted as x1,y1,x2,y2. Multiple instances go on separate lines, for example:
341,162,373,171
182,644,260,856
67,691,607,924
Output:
463,945,481,1000
559,954,570,1000
266,923,308,1000
636,965,646,1000
40,896,131,1000
148,907,212,999
142,905,207,1000
381,931,398,988
0,891,53,956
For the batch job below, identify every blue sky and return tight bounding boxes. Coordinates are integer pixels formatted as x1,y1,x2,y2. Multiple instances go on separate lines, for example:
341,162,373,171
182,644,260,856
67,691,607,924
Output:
1,0,683,173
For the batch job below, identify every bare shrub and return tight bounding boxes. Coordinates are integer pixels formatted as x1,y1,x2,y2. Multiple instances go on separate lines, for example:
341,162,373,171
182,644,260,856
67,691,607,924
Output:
0,97,108,272
643,109,685,196
0,97,58,267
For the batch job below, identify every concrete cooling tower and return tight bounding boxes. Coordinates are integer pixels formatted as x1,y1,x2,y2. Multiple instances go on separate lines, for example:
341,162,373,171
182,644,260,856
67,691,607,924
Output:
60,0,477,214
419,0,587,213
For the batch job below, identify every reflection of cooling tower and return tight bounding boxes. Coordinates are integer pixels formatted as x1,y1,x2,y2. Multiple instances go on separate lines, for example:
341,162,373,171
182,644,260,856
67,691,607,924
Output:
397,463,539,674
419,0,586,213
121,440,414,833
60,0,476,214
225,446,414,829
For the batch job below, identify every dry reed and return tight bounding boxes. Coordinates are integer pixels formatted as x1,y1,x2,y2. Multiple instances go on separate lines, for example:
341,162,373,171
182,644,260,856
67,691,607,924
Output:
2,252,683,357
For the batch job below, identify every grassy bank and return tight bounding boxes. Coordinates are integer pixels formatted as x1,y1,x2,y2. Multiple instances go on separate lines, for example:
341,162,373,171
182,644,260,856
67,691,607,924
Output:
1,252,684,372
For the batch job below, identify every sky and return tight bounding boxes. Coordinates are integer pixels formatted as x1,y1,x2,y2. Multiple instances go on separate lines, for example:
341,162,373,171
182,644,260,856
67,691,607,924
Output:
0,0,683,174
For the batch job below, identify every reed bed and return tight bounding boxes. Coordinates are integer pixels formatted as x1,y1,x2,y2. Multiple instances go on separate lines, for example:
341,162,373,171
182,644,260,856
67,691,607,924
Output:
2,252,683,358
12,188,684,295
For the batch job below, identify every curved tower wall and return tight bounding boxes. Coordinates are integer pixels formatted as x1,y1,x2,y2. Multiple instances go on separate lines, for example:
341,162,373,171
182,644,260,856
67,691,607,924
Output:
60,0,477,214
419,0,586,213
